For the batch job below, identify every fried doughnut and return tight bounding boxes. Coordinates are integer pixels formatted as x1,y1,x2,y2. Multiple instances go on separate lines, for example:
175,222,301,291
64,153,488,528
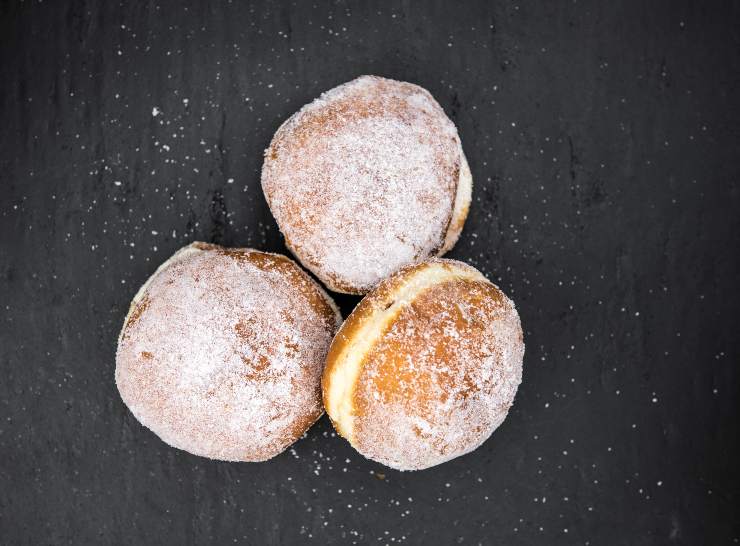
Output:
115,242,341,461
322,259,524,470
261,75,472,295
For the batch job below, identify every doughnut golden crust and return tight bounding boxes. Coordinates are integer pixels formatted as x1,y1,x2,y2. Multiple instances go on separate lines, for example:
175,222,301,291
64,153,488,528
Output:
261,75,473,295
115,242,341,462
322,259,524,471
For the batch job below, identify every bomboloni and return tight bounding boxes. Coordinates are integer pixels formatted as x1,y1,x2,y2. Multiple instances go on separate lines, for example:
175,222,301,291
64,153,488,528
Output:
322,259,524,470
261,75,472,294
116,242,341,461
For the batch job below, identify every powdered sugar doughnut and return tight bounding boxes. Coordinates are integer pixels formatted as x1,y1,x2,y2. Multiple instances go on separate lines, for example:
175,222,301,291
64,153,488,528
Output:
322,259,524,471
115,242,341,461
261,75,472,295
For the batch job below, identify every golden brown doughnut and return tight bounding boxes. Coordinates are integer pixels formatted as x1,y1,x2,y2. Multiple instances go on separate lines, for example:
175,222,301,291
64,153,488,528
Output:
115,242,341,461
261,75,472,295
322,259,524,470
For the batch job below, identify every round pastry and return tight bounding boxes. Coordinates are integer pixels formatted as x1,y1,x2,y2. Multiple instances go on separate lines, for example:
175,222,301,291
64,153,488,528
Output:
322,259,524,471
115,242,341,462
261,75,472,295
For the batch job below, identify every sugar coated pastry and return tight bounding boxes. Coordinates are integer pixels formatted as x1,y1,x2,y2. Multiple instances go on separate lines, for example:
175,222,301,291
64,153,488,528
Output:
115,242,341,461
322,259,524,470
261,75,472,294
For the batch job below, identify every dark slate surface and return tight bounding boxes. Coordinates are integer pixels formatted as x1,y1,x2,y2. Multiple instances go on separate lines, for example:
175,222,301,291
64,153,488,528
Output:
1,1,738,544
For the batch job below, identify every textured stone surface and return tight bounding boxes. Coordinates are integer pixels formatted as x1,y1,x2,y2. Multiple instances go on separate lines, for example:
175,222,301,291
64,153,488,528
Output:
0,0,738,544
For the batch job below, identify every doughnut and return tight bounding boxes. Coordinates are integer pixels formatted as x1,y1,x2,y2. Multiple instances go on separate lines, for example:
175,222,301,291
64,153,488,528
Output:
322,259,524,470
115,242,341,461
261,75,472,295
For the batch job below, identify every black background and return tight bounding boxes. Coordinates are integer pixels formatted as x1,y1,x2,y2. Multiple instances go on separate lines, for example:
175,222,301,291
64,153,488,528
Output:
1,1,738,544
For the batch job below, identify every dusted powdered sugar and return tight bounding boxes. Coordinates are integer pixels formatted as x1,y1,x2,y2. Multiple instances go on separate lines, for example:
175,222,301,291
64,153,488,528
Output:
350,260,525,470
115,243,340,462
262,75,463,294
